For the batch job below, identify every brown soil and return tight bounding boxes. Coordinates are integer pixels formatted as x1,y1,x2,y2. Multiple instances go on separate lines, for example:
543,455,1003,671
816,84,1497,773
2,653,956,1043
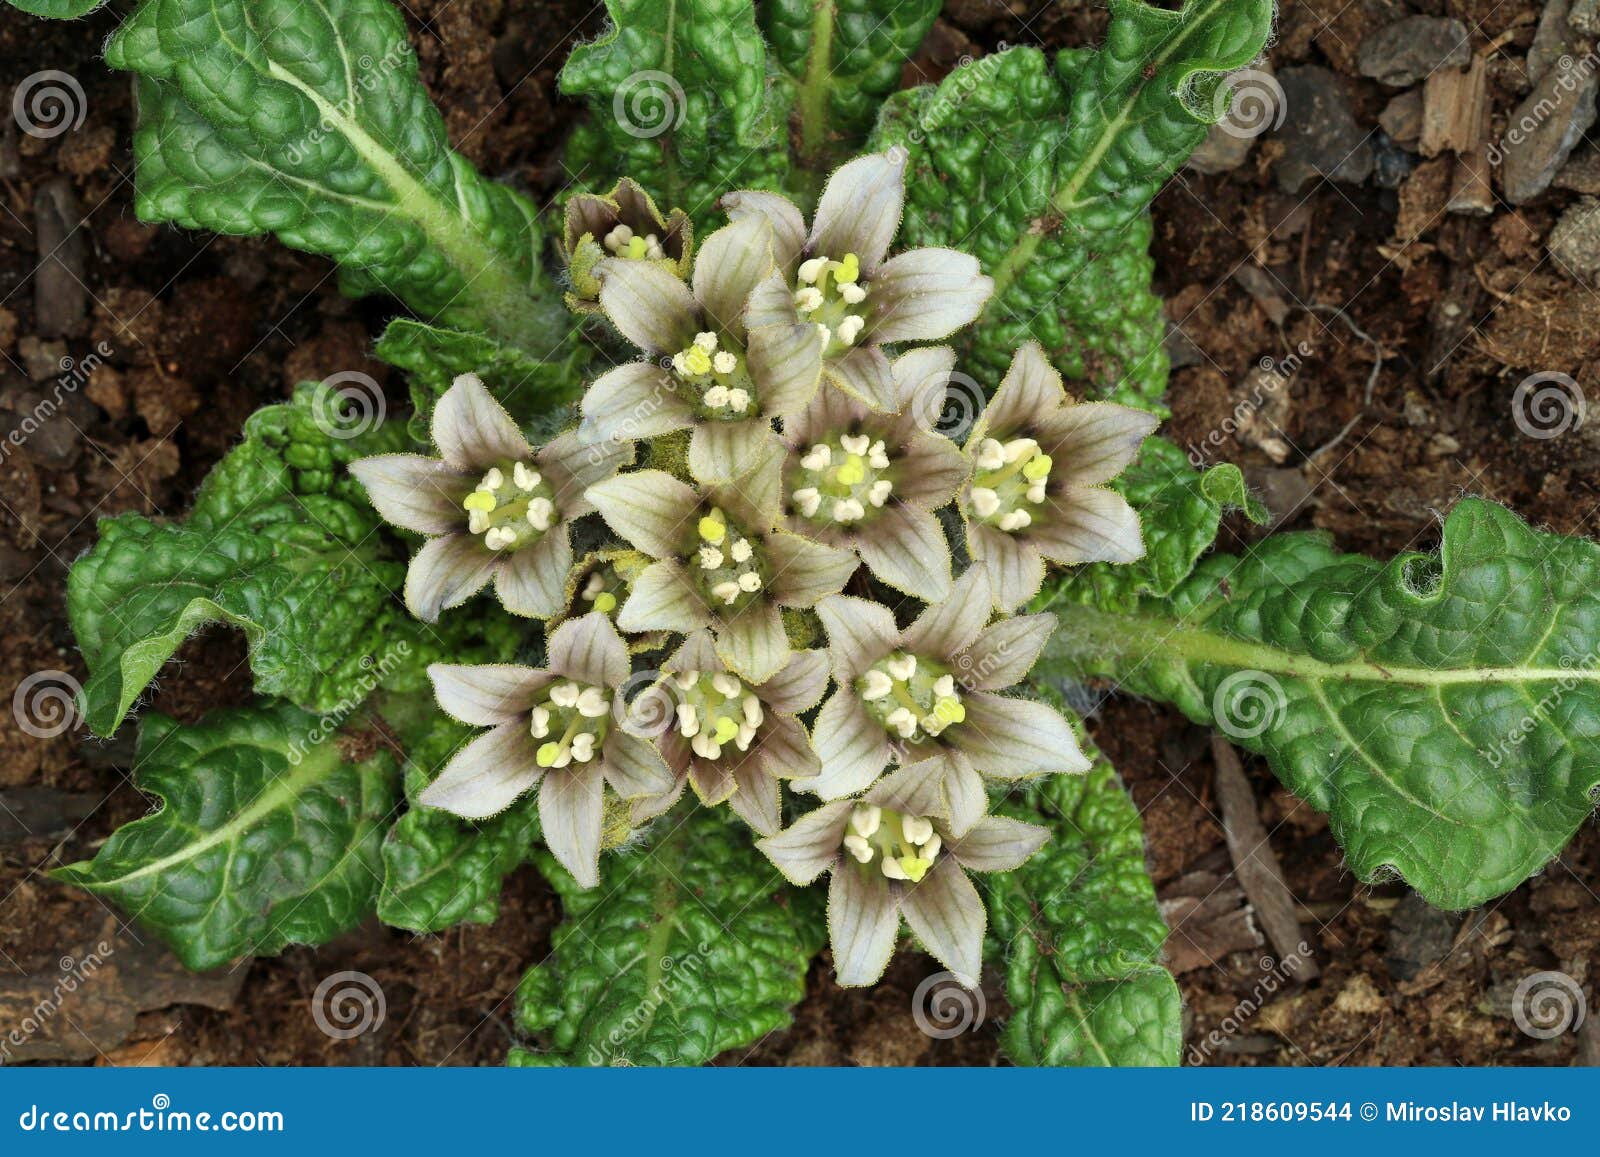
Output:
2,0,1597,1067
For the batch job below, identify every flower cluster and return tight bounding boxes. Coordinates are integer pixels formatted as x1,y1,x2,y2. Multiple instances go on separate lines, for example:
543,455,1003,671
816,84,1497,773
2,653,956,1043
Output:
349,151,1156,985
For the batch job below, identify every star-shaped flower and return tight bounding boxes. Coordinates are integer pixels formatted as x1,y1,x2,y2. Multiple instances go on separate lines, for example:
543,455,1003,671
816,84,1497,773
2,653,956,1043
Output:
350,373,631,622
418,613,674,887
561,177,692,313
723,149,993,412
960,342,1157,611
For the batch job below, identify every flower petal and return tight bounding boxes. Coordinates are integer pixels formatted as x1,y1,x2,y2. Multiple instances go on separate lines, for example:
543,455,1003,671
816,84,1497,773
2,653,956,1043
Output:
1030,486,1146,565
758,714,822,779
742,269,800,331
579,361,694,446
722,189,807,270
688,756,737,806
747,321,824,418
966,522,1046,613
955,692,1092,777
900,858,984,987
797,689,892,799
855,503,952,602
895,430,970,509
617,559,711,634
597,258,700,354
975,341,1066,439
693,214,774,340
348,453,468,535
785,378,867,451
432,373,534,471
757,801,852,885
815,595,900,681
587,470,699,558
765,530,858,607
539,764,606,888
759,648,830,715
869,248,992,344
866,756,952,821
404,533,499,623
903,565,991,657
418,721,542,818
943,754,988,838
825,344,897,412
602,731,675,799
630,773,686,826
547,611,630,688
428,662,549,726
829,862,901,986
729,759,781,836
715,600,790,682
954,613,1056,691
688,418,778,486
809,149,907,274
1036,401,1159,486
665,628,721,674
888,345,957,423
948,815,1050,873
707,440,784,529
538,428,635,518
494,529,569,619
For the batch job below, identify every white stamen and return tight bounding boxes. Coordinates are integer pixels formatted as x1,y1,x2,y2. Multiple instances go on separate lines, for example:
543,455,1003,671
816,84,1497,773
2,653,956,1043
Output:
840,433,870,456
902,815,934,845
798,256,829,284
793,487,822,518
921,833,942,859
704,384,730,408
887,654,917,681
604,224,634,252
482,467,505,491
712,351,738,375
576,687,610,718
843,835,874,863
1004,437,1039,463
550,683,580,708
970,487,1001,518
850,804,882,838
800,444,832,471
836,315,865,346
694,331,718,351
742,694,763,726
677,703,700,737
880,857,910,881
737,571,762,592
467,510,489,535
933,675,956,698
527,497,555,531
794,287,824,313
735,723,757,751
815,324,832,348
832,498,865,523
712,673,741,698
673,668,699,690
885,706,918,738
999,509,1032,532
643,233,664,259
868,479,892,507
1027,482,1047,504
712,581,741,605
727,388,751,413
729,538,753,563
975,438,1006,471
671,351,690,376
513,462,540,490
530,706,551,738
861,670,893,700
867,441,889,469
699,546,724,570
691,732,723,760
840,282,866,305
571,732,596,762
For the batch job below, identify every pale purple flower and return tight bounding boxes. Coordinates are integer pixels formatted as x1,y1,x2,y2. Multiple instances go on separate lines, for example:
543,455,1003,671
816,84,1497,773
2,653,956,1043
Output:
562,177,692,312
350,373,631,623
723,149,994,412
960,342,1157,611
758,768,1047,986
419,613,673,888
629,630,829,836
799,566,1089,834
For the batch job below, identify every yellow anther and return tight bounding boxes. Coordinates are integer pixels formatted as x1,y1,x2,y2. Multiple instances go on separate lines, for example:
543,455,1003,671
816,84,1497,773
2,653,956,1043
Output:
624,235,649,259
935,697,966,725
1022,453,1053,481
713,716,739,745
698,515,726,544
463,490,497,512
593,591,617,614
536,742,562,767
899,855,932,882
682,345,712,376
836,455,866,486
834,253,861,284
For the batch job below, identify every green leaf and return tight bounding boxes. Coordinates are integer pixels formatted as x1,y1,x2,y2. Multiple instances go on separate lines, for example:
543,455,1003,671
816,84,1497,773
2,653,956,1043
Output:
373,317,588,442
559,0,790,214
68,384,432,736
1042,498,1600,910
509,805,822,1065
1042,436,1266,613
988,728,1181,1066
871,0,1273,411
54,701,399,970
5,0,106,16
762,0,940,167
106,0,563,351
377,707,540,933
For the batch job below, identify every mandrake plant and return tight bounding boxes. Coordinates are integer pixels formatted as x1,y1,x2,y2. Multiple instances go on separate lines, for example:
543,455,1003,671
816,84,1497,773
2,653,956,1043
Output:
13,0,1600,1066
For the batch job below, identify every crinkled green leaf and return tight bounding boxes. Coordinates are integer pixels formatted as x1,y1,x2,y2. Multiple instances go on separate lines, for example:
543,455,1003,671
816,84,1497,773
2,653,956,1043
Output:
872,0,1273,411
377,706,540,933
762,0,940,166
559,0,789,214
1043,498,1600,910
988,726,1180,1066
106,0,563,350
5,0,105,16
510,805,823,1065
68,384,438,736
1042,436,1266,614
54,701,398,970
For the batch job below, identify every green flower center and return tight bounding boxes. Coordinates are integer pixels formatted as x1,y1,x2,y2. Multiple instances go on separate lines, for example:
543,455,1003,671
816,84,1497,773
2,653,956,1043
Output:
842,804,942,883
790,432,894,525
670,668,765,761
530,680,612,768
691,508,768,613
670,331,758,422
462,461,558,551
602,223,665,261
793,252,870,358
858,651,965,742
968,436,1051,534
